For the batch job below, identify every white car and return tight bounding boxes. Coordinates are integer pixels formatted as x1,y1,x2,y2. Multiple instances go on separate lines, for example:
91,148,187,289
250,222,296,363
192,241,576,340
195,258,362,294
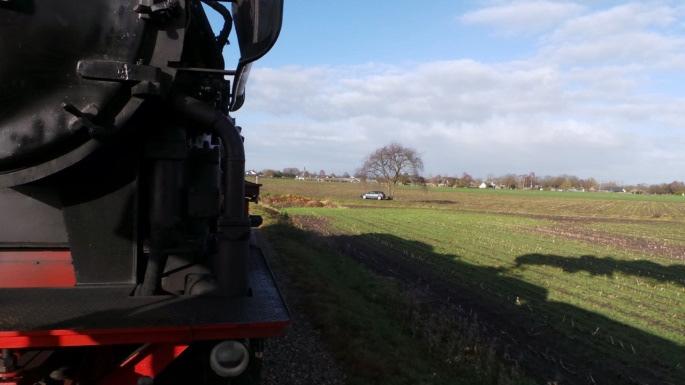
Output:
361,191,387,200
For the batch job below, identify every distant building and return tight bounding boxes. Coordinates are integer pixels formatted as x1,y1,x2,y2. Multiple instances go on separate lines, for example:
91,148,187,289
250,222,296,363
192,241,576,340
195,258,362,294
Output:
245,170,258,176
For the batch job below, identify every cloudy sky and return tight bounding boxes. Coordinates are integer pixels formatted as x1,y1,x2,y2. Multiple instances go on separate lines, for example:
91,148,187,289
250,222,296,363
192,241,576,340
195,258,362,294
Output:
208,1,685,184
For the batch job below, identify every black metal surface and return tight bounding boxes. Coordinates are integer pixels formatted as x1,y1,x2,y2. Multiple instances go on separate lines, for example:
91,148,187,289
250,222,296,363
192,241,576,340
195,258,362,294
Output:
202,0,233,49
62,180,138,285
0,0,145,169
172,95,251,297
139,126,188,295
77,60,164,84
0,0,285,186
0,241,288,331
232,0,283,65
0,0,191,187
0,188,67,247
46,135,143,285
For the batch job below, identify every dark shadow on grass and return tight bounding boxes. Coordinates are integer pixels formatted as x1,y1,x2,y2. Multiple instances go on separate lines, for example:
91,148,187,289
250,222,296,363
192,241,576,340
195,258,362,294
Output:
515,254,685,287
267,220,685,385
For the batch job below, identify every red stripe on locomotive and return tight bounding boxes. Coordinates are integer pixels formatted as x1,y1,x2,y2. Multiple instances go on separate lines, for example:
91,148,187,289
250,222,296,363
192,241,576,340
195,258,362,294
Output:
0,251,75,288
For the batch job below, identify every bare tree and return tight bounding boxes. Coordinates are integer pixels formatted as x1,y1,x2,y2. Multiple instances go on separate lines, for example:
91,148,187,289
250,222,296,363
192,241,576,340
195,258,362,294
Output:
359,143,423,198
459,172,474,188
498,174,518,189
282,167,300,178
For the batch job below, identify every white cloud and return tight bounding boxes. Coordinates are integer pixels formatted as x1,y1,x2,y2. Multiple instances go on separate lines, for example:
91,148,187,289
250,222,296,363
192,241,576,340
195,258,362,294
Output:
541,31,685,67
248,60,569,124
460,1,585,35
539,3,685,68
548,3,678,42
238,2,685,183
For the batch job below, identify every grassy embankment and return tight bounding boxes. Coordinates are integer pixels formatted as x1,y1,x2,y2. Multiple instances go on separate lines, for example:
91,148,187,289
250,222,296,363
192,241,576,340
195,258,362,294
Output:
259,205,533,385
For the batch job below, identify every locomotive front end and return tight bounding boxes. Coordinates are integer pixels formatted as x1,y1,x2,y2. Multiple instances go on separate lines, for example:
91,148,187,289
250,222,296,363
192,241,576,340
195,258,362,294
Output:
0,1,286,384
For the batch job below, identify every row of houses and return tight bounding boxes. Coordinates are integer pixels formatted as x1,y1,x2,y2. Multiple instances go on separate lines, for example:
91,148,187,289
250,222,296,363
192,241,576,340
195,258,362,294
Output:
245,170,361,183
295,175,361,183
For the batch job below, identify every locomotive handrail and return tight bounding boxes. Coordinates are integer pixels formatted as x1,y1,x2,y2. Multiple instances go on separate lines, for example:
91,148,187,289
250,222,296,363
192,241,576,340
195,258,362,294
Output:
202,0,233,49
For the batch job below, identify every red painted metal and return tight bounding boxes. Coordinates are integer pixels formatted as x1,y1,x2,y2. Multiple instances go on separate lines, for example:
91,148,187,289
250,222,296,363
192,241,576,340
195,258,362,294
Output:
0,372,20,385
98,344,189,385
0,251,75,288
0,321,289,349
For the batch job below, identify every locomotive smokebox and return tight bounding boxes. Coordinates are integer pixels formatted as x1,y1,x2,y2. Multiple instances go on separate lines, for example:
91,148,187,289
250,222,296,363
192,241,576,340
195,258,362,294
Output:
0,0,179,186
0,0,283,188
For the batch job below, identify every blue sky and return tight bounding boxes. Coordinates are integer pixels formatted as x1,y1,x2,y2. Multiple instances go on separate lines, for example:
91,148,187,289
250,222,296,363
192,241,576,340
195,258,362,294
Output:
208,1,685,184
254,1,532,66
210,1,537,67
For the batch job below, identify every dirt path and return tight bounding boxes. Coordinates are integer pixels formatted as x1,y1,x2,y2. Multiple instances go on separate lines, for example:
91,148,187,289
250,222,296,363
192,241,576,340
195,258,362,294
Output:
530,224,685,261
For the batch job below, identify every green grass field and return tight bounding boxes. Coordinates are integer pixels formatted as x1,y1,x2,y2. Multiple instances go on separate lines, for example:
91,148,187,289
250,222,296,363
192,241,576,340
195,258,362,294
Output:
257,178,685,220
260,208,530,385
256,178,685,384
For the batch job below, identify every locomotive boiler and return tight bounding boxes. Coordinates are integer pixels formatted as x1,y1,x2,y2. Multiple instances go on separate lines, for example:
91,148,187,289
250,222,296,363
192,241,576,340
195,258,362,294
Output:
0,1,287,384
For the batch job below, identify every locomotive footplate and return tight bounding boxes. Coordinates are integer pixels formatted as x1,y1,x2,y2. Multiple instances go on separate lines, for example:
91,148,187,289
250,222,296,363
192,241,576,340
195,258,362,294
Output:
0,236,289,349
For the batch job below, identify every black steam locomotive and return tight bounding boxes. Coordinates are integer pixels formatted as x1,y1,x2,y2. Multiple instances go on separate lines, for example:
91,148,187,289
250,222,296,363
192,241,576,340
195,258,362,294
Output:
0,1,286,384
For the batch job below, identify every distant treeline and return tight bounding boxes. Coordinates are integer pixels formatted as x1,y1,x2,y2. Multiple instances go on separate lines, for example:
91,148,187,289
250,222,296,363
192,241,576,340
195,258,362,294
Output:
252,168,685,195
426,173,685,195
635,181,685,195
427,173,599,190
